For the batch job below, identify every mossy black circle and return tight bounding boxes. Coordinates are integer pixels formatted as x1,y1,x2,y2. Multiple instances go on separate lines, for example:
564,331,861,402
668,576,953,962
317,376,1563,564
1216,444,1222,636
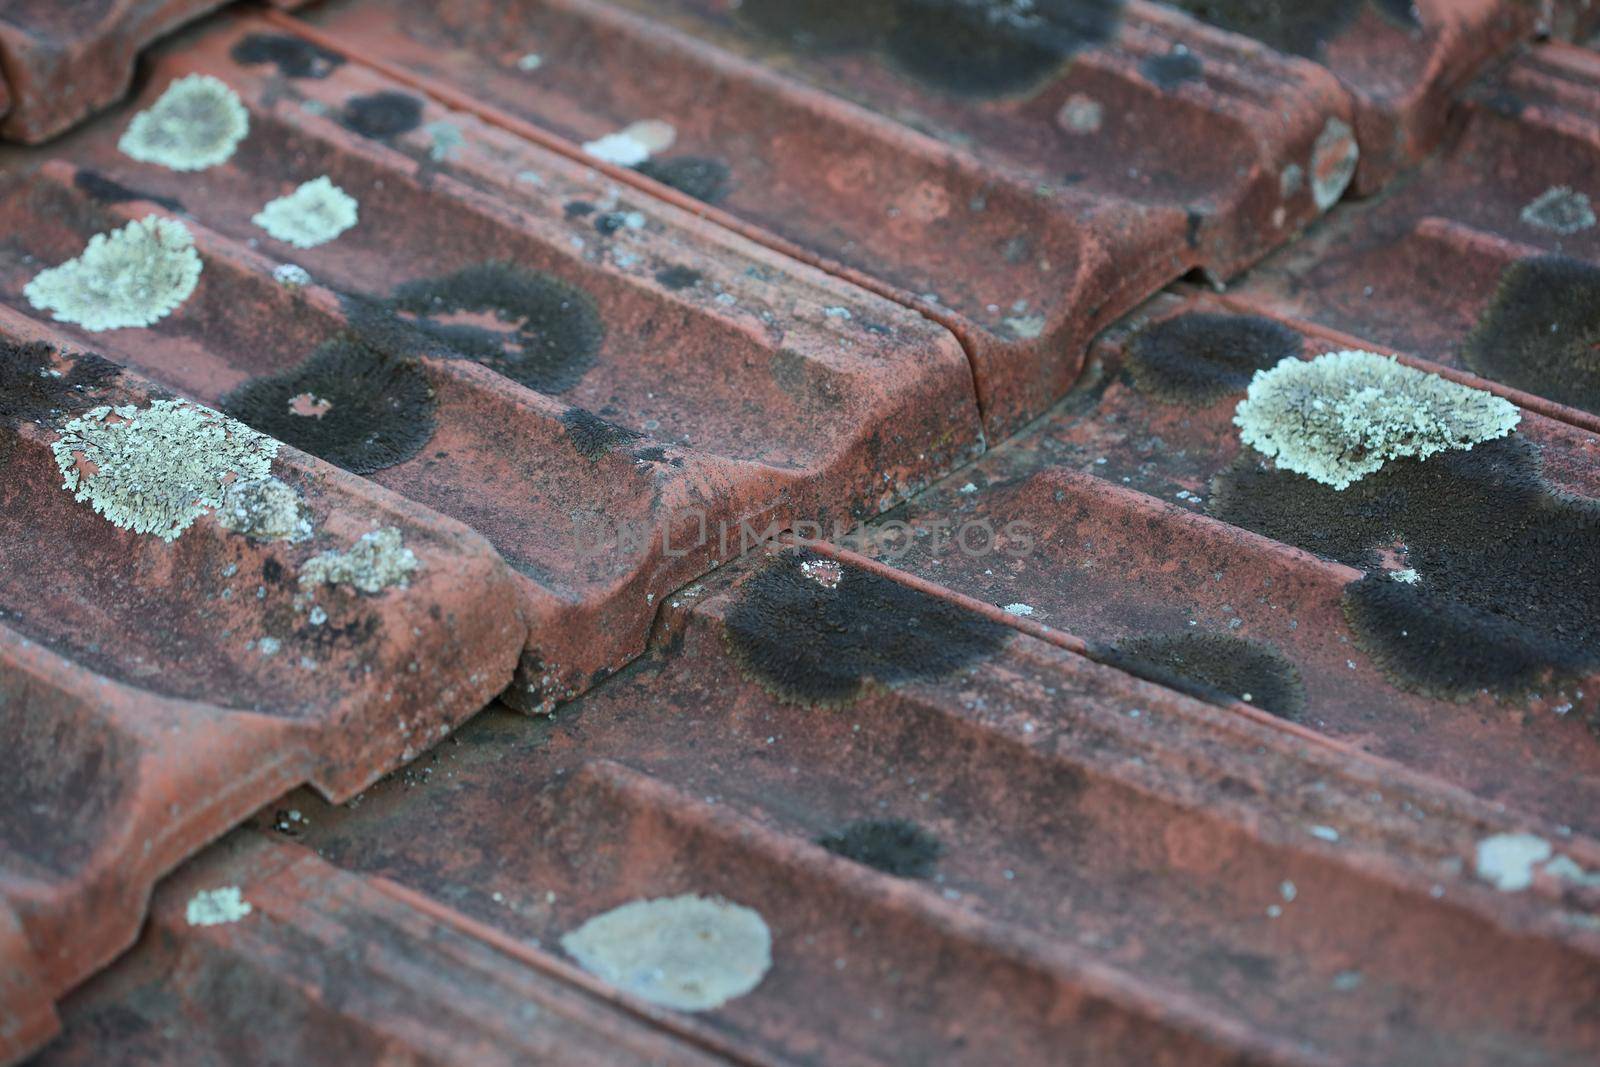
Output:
724,553,1010,705
1099,632,1306,719
1463,255,1600,418
220,338,437,475
1125,311,1303,405
818,818,943,878
391,263,604,394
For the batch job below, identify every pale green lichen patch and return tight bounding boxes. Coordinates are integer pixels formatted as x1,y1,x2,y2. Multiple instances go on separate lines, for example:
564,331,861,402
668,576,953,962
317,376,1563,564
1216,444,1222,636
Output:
119,74,249,171
24,215,202,332
185,886,252,926
253,177,359,249
298,527,418,593
1234,350,1520,489
215,476,312,542
52,399,279,541
561,894,772,1012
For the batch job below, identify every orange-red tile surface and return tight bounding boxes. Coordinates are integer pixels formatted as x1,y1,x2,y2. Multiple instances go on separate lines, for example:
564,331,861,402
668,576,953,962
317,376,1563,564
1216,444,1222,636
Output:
0,2,1597,1065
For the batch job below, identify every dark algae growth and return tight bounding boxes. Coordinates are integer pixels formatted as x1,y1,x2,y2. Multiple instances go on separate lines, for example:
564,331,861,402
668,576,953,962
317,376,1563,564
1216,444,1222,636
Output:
738,0,1125,97
819,818,944,878
1463,256,1600,417
1211,435,1600,702
1125,312,1302,405
725,552,1011,704
1099,632,1306,719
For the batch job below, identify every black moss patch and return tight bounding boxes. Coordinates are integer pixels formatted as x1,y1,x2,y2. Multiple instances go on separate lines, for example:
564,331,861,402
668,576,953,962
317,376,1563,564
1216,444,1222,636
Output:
724,553,1011,704
1125,311,1302,405
559,407,640,460
1140,47,1203,89
73,170,183,213
736,0,902,51
1097,632,1306,719
230,33,344,79
819,818,943,878
884,0,1124,98
220,337,437,475
1462,255,1600,417
0,341,120,430
593,212,628,236
1343,575,1591,700
563,201,597,218
1210,435,1600,699
339,91,423,141
391,262,604,394
1165,0,1416,58
654,265,702,291
634,156,732,204
739,0,1123,98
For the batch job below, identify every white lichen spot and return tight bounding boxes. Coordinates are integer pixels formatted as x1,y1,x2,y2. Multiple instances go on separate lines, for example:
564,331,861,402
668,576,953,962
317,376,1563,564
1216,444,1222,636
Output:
118,74,249,172
24,215,202,332
52,399,279,541
253,176,359,249
1310,118,1359,211
1520,185,1596,236
1309,825,1341,843
185,886,252,926
1280,163,1305,199
1475,832,1552,892
517,53,544,71
215,477,312,542
800,558,843,589
1234,350,1520,489
1004,313,1047,339
1543,854,1600,889
582,119,676,166
1003,603,1036,617
561,894,772,1012
1390,568,1420,584
298,527,419,594
273,262,312,288
1057,94,1104,134
423,120,465,162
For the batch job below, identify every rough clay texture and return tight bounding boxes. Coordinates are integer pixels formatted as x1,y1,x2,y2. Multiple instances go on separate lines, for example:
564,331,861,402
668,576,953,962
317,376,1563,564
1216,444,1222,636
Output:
1233,350,1521,489
5,6,1600,1067
24,216,202,332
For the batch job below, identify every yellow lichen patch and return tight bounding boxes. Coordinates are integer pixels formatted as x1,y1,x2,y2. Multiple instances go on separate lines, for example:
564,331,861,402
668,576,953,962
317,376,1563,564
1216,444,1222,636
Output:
52,399,279,541
1234,350,1521,489
252,177,359,249
24,216,202,332
118,74,250,172
298,527,418,593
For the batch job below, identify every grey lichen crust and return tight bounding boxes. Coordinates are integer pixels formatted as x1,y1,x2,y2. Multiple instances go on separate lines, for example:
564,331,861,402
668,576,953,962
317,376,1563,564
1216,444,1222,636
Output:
561,894,772,1012
24,216,203,332
298,527,418,593
215,476,313,542
119,74,250,172
52,399,280,541
1234,350,1521,489
253,177,359,249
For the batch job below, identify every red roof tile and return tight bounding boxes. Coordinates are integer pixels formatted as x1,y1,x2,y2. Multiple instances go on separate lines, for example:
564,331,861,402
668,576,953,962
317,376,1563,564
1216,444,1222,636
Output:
0,2,1597,1064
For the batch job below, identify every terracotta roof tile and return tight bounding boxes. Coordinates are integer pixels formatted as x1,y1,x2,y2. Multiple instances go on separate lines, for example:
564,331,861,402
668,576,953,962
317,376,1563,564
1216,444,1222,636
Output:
40,546,1600,1064
289,0,1360,437
0,314,526,1056
0,2,1597,1064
